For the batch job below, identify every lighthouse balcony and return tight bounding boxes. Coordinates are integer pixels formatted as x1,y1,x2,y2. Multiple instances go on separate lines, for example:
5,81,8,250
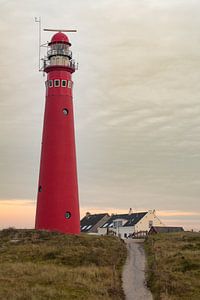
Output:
47,49,72,59
43,59,78,72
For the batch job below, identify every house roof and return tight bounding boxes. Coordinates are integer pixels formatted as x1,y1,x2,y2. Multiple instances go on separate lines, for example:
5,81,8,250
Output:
150,226,184,233
100,212,148,228
80,213,109,232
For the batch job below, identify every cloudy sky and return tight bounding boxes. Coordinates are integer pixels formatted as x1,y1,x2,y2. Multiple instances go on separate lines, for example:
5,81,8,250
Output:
0,0,200,230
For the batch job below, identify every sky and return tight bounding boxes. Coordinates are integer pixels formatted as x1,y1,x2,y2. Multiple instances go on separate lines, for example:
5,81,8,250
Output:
0,0,200,230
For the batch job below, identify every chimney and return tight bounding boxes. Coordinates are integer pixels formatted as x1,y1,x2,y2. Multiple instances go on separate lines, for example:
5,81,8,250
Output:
86,212,91,217
129,208,133,215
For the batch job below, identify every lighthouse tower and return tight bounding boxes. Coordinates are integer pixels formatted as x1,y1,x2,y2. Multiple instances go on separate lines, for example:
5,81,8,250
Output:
35,31,80,234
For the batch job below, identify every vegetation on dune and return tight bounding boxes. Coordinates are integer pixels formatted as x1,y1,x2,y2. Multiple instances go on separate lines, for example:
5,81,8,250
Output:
0,228,127,300
145,232,200,300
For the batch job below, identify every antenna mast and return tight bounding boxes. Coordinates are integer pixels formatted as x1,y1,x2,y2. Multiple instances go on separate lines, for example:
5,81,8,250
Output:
35,17,42,71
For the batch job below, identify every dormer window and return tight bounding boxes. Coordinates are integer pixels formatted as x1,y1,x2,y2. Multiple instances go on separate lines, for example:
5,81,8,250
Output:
113,220,123,228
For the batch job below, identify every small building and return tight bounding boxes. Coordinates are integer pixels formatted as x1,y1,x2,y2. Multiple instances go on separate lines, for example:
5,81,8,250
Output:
98,210,164,239
149,226,184,234
80,212,110,234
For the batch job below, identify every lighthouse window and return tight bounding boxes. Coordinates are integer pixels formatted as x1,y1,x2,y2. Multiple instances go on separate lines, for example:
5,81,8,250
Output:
63,108,69,115
49,80,53,87
68,80,73,88
38,185,42,192
61,80,67,87
65,211,71,219
54,79,60,87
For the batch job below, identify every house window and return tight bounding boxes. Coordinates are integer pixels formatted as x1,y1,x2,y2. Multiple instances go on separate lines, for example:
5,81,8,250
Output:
62,80,67,87
68,80,73,88
49,80,53,87
149,220,153,228
54,79,60,87
87,225,92,230
82,225,87,230
102,223,108,228
124,233,127,238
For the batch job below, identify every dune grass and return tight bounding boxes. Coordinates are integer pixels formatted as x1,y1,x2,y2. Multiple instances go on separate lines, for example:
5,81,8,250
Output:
0,228,126,299
145,232,200,300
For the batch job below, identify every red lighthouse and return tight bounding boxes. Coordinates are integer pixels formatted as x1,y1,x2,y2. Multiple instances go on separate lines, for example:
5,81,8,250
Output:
35,31,80,234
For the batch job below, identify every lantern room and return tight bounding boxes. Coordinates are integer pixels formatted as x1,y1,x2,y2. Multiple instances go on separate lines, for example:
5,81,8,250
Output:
45,32,75,69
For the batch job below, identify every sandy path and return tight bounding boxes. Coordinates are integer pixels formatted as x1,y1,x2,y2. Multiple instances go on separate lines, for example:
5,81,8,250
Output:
122,239,153,300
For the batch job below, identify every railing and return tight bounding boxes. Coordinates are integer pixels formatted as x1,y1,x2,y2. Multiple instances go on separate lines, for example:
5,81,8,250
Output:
131,231,148,239
47,49,72,58
42,59,78,71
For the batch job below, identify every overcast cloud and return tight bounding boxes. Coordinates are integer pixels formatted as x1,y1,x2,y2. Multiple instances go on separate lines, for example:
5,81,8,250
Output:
0,0,200,229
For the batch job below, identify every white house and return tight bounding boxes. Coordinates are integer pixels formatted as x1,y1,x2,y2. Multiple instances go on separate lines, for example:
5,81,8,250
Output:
98,210,164,239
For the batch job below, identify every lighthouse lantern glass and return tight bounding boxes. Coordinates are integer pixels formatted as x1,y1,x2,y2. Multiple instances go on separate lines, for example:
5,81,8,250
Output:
48,43,72,57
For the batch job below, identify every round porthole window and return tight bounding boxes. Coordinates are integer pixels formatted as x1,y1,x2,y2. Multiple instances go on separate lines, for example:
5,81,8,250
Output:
63,108,69,115
65,211,71,219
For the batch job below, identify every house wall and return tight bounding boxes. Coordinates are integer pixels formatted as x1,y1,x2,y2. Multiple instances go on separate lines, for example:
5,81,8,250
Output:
134,210,164,232
117,226,134,239
98,227,108,235
119,211,164,239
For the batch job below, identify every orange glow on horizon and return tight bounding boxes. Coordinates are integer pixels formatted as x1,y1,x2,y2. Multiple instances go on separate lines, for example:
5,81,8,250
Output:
0,200,35,229
0,199,199,230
